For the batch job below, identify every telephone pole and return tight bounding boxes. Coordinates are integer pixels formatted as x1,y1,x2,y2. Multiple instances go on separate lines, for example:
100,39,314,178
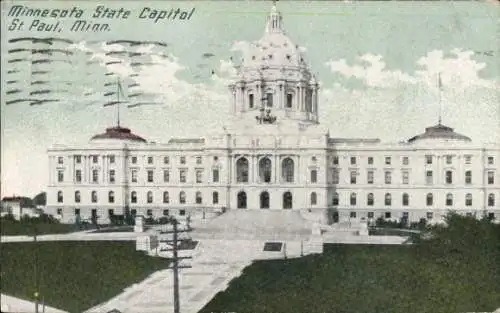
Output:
158,217,192,313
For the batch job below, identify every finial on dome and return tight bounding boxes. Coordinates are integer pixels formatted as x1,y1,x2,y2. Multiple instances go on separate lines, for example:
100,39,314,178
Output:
266,0,283,33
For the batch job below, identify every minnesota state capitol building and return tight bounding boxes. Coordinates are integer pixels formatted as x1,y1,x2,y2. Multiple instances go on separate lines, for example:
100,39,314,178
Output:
46,5,499,226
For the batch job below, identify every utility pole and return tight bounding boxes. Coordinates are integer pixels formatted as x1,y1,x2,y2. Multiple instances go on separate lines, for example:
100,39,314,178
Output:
33,225,39,313
158,217,192,313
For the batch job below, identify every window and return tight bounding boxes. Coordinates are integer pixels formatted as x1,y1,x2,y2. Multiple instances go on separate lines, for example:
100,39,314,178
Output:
163,170,170,183
445,170,453,184
108,209,114,217
75,155,81,163
108,191,115,203
333,156,339,165
426,171,433,185
385,212,391,219
426,193,433,206
384,171,391,184
131,191,137,203
109,170,115,183
311,169,318,183
196,156,202,164
488,212,495,220
465,193,472,206
58,156,64,164
402,156,409,165
147,191,153,203
249,94,254,109
109,155,115,164
179,192,186,204
310,192,317,205
236,158,249,183
196,170,203,183
259,158,273,183
402,171,409,184
147,209,152,216
131,170,137,183
75,191,81,203
367,193,374,206
131,209,137,216
91,191,97,203
384,193,392,206
57,208,63,215
488,194,495,207
266,92,273,107
147,156,153,164
163,209,169,216
368,157,374,165
196,192,203,204
332,170,339,184
425,155,432,165
164,156,170,164
368,212,374,219
465,171,472,184
213,191,219,204
212,168,220,183
350,157,356,165
311,156,317,162
350,171,357,184
464,155,472,164
367,171,374,184
446,155,452,164
92,155,98,163
260,191,270,209
179,169,187,183
213,156,219,162
426,212,433,219
179,209,186,216
238,191,247,209
180,156,186,164
488,156,494,165
402,193,409,206
282,158,294,183
385,157,391,165
75,170,82,183
92,170,98,183
131,156,137,164
147,170,154,183
446,193,453,206
57,191,63,203
58,170,64,182
163,191,169,203
350,193,357,206
332,192,339,206
488,171,495,185
283,192,292,209
286,94,293,108
350,212,357,218
75,208,80,216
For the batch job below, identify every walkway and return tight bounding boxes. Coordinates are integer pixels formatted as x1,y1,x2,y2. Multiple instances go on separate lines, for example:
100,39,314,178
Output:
1,294,69,313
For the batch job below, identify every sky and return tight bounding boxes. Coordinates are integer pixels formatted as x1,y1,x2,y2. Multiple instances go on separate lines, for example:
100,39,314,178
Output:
1,0,499,198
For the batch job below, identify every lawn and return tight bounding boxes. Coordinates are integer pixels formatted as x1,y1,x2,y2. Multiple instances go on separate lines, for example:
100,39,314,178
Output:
201,243,500,313
1,219,78,236
0,241,170,313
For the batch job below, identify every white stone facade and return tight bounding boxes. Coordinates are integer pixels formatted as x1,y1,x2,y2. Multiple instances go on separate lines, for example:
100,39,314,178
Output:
45,5,499,225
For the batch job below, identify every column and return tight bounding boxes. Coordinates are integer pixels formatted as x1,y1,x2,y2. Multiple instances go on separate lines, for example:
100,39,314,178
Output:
257,83,262,109
274,154,279,183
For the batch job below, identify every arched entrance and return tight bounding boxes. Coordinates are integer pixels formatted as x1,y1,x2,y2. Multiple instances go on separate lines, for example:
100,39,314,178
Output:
283,192,292,209
237,191,247,209
260,191,270,209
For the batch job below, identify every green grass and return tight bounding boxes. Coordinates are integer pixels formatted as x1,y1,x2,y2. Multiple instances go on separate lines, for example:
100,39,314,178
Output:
0,241,170,313
1,219,77,236
200,244,500,313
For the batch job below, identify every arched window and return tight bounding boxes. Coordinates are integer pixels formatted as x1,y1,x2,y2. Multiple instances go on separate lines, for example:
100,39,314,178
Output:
446,193,453,206
260,191,270,209
350,193,357,206
332,192,339,206
237,191,247,209
163,191,169,203
259,157,272,183
402,193,409,206
465,193,472,206
147,191,153,203
91,191,98,203
236,157,249,183
108,191,115,203
57,191,63,203
488,193,495,207
131,191,137,203
196,191,203,204
75,191,81,203
212,191,219,204
426,193,433,206
385,193,392,206
367,193,374,206
283,192,293,209
310,192,317,205
281,158,294,183
179,191,186,204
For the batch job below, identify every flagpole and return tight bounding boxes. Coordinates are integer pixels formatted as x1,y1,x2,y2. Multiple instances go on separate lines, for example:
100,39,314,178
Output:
438,72,442,125
117,77,121,127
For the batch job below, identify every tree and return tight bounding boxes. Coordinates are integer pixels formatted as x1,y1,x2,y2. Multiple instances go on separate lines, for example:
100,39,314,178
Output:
32,192,47,206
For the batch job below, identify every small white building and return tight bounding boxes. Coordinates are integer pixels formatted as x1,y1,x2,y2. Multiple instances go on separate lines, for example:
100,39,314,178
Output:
45,4,499,226
1,196,40,219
